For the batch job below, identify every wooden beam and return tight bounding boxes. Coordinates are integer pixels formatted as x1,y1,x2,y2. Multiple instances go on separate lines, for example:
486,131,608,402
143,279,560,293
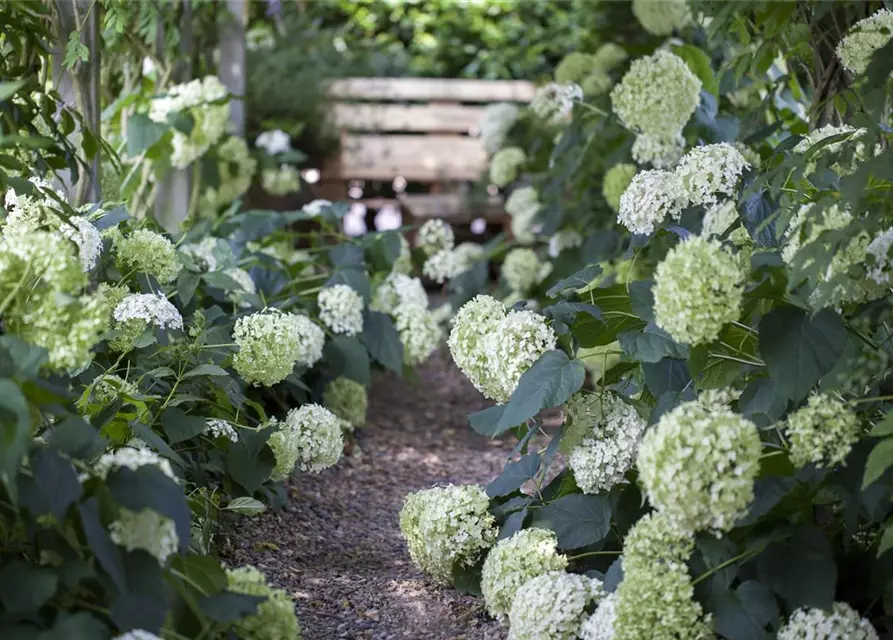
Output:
334,135,487,182
331,103,487,133
328,77,536,103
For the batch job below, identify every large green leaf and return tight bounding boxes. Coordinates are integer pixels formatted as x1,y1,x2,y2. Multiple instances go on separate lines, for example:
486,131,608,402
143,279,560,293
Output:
227,425,275,493
363,312,403,374
19,448,82,520
0,561,58,613
486,454,541,497
496,351,584,433
160,407,206,444
324,335,371,385
199,592,265,624
325,268,370,303
547,264,602,298
0,378,32,495
672,44,719,96
78,498,127,591
619,322,688,363
759,307,846,401
863,438,893,489
757,525,836,609
37,613,109,640
126,113,169,157
107,467,191,550
530,494,611,549
708,581,779,640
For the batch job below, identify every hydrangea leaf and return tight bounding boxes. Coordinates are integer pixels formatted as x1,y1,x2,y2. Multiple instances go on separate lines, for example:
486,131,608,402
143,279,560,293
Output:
619,322,688,363
497,509,528,541
227,426,276,494
126,113,169,157
496,351,585,432
546,264,603,298
107,466,192,551
486,453,541,498
323,335,371,385
863,438,893,489
707,580,779,640
362,311,403,374
161,407,207,444
18,447,82,520
530,494,612,549
199,592,265,624
467,404,507,437
757,525,836,609
0,561,58,613
78,498,127,591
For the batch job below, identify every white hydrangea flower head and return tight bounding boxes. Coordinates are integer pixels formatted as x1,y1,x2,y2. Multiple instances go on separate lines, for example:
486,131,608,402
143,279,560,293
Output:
836,9,893,75
480,528,569,624
93,446,177,482
701,200,738,237
303,199,333,216
503,248,544,293
632,0,692,35
508,571,605,640
394,304,442,366
612,51,701,139
200,136,257,212
637,397,762,533
113,293,183,330
631,132,686,169
603,163,639,213
793,125,868,168
3,177,64,227
255,129,292,155
786,393,860,469
454,242,486,272
268,404,342,480
423,248,461,283
676,143,750,207
653,237,745,345
548,229,583,258
448,294,507,389
227,565,302,640
622,511,694,571
399,484,497,584
555,52,596,85
372,273,429,312
490,147,527,187
415,219,455,256
566,392,647,494
782,203,852,264
112,229,182,283
479,103,520,154
867,227,893,285
318,284,364,336
778,602,878,640
531,83,583,124
580,592,618,640
233,309,325,386
205,418,239,442
223,267,256,307
261,164,301,195
113,631,163,640
109,508,179,564
617,169,685,235
505,186,541,245
179,236,232,272
324,377,368,428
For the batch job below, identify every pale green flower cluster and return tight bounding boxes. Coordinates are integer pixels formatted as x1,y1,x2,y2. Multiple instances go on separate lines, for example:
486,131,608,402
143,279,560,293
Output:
566,392,647,494
836,9,893,75
603,163,638,213
399,484,497,584
653,237,745,345
701,200,738,237
394,303,442,366
505,186,541,245
303,199,333,217
632,0,692,35
111,228,182,284
256,129,291,155
579,592,618,640
637,396,761,533
613,513,711,640
318,284,364,336
415,219,455,256
262,164,301,196
233,310,325,386
89,374,137,408
481,528,568,624
224,267,256,307
268,404,343,480
448,295,556,403
531,83,583,124
508,571,605,640
867,227,893,285
786,393,860,469
148,75,229,168
226,565,302,640
324,377,368,429
490,147,527,187
454,242,486,272
548,229,583,259
676,143,750,206
200,136,257,212
109,508,179,564
92,446,178,482
778,602,878,640
631,132,686,169
617,169,685,234
372,273,429,312
555,52,595,85
423,248,461,283
479,103,520,154
555,45,627,98
180,236,234,272
612,51,701,165
205,418,239,442
110,292,183,352
502,247,546,294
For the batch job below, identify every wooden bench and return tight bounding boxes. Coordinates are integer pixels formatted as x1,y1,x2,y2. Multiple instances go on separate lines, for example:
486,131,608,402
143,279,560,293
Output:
320,77,535,225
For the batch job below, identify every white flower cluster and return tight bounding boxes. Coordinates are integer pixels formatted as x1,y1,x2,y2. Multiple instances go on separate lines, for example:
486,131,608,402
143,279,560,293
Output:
318,284,364,336
303,199,333,216
205,418,239,442
603,163,639,213
179,236,231,272
505,186,541,245
399,484,498,584
653,237,745,346
836,9,893,75
200,136,257,212
503,248,548,294
324,377,368,429
867,227,893,284
479,103,520,154
631,132,686,169
508,571,605,640
785,393,860,469
454,242,486,273
113,293,184,330
617,170,685,235
232,309,325,386
480,528,568,624
632,0,692,35
114,631,163,640
675,143,750,206
566,392,647,494
423,248,461,284
227,565,302,640
490,147,527,187
637,395,762,533
548,229,583,258
372,273,441,366
267,404,343,480
262,164,301,195
373,272,429,312
255,129,291,155
415,219,455,256
111,228,182,284
109,508,179,564
701,200,739,237
531,83,583,124
612,51,701,167
92,446,178,482
579,592,618,640
778,602,878,640
449,295,557,403
148,75,229,168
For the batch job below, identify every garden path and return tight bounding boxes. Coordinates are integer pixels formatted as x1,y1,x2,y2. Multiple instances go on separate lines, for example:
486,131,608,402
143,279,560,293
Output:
225,350,512,640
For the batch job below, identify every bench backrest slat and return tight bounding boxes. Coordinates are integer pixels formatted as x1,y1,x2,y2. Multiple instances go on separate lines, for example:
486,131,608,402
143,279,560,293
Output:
328,77,536,103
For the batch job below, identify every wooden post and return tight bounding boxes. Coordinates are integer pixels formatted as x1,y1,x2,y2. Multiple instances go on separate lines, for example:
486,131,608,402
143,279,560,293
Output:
218,0,246,136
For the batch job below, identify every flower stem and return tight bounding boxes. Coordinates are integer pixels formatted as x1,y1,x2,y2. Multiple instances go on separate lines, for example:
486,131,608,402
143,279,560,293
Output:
567,550,622,561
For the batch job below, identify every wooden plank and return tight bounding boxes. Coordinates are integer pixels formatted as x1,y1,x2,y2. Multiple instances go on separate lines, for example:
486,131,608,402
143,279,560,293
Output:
331,103,486,133
328,77,536,103
399,192,504,221
335,135,488,182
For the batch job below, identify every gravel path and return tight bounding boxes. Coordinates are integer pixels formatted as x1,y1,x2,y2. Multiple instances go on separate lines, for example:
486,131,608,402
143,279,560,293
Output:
226,351,513,639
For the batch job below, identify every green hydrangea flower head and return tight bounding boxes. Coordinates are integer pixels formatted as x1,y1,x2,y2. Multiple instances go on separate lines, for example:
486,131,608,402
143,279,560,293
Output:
267,404,343,480
581,69,614,97
481,528,568,624
508,571,605,640
490,147,527,187
323,377,368,429
200,136,257,212
602,163,638,213
653,236,745,346
592,43,628,72
233,310,325,386
836,9,893,75
502,247,544,293
505,186,541,245
555,52,596,85
262,164,301,196
415,219,455,256
394,304,442,366
112,228,182,284
399,484,497,584
109,508,179,564
786,393,860,469
632,0,692,35
227,565,302,640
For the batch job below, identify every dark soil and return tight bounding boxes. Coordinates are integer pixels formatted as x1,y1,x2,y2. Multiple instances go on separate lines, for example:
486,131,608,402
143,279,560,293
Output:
225,350,513,639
